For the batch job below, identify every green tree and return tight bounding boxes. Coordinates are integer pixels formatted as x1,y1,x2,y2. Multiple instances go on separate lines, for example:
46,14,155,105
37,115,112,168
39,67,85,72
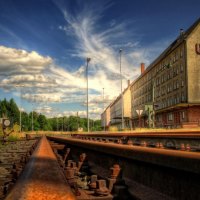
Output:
38,114,51,131
8,98,20,125
21,112,29,131
0,98,9,118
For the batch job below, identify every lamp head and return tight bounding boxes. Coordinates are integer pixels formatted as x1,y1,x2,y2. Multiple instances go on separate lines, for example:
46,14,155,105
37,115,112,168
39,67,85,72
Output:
87,57,91,63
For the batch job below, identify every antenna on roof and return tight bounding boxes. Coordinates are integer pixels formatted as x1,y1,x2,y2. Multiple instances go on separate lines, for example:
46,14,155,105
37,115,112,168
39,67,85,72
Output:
180,28,184,36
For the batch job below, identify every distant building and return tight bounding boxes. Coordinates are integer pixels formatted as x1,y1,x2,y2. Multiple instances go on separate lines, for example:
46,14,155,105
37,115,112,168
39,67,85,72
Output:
77,127,83,132
109,80,132,130
131,18,200,128
101,106,110,130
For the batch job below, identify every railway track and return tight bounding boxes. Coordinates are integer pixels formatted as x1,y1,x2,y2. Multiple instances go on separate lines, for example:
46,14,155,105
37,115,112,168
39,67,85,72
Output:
2,132,200,200
47,135,200,200
4,136,116,200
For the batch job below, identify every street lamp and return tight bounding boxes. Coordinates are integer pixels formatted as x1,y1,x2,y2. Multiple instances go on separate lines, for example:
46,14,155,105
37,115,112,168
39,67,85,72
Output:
15,84,25,132
31,103,34,132
86,57,91,133
56,116,58,132
103,88,106,132
119,49,124,130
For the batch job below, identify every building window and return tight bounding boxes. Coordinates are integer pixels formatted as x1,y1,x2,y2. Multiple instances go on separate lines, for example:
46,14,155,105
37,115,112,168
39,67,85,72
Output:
177,95,180,103
161,75,163,83
180,49,183,58
170,57,173,65
181,92,185,102
173,54,176,63
176,52,179,61
182,111,185,119
176,68,179,75
157,89,160,97
168,113,173,121
180,64,184,72
171,97,174,105
173,68,177,77
168,98,170,106
174,96,177,104
167,85,170,93
181,79,184,87
169,84,172,92
173,81,176,90
164,74,167,82
170,70,173,78
167,72,170,80
176,80,179,89
148,94,151,101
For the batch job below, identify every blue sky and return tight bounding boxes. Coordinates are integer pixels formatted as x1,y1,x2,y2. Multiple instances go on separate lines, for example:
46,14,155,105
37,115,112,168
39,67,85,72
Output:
0,0,199,119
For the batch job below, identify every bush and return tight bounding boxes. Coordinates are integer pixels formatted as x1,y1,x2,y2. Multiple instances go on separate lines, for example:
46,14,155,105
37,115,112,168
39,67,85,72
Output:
7,132,24,141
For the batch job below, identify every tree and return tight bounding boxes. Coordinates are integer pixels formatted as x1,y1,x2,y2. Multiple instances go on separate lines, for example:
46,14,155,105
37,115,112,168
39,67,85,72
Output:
0,97,102,132
38,114,51,131
21,112,29,131
0,98,9,118
8,98,20,125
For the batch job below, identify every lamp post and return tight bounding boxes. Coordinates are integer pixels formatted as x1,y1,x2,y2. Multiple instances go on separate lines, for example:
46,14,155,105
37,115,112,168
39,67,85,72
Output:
86,57,91,133
63,116,64,132
32,103,34,132
119,49,124,130
103,88,106,132
77,111,79,131
56,116,58,132
152,81,155,128
15,84,25,132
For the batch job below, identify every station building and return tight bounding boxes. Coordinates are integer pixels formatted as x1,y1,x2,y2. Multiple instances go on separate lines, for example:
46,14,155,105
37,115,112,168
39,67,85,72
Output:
131,18,200,128
101,18,200,129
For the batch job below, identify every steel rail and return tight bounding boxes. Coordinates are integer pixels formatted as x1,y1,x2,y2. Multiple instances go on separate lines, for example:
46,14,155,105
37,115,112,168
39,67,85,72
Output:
47,136,200,174
72,130,200,138
47,136,200,200
5,136,76,200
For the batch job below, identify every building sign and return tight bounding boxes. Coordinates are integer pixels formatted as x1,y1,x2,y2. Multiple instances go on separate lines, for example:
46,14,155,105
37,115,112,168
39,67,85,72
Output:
195,43,200,55
136,109,143,116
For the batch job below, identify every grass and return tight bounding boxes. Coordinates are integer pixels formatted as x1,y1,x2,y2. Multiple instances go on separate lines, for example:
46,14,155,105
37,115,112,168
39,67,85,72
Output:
7,134,20,142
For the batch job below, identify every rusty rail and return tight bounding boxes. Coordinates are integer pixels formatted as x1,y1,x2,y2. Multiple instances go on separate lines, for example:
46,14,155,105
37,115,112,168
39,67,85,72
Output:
47,136,200,173
71,132,200,151
47,136,200,200
5,136,76,200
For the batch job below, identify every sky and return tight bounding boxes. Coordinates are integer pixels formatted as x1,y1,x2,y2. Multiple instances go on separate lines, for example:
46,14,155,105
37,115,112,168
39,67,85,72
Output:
0,0,199,119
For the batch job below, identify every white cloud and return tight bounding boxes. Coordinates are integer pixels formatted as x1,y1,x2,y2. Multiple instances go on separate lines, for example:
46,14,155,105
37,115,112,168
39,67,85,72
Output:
22,93,61,103
63,110,86,118
55,1,164,99
34,105,53,114
0,46,52,76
